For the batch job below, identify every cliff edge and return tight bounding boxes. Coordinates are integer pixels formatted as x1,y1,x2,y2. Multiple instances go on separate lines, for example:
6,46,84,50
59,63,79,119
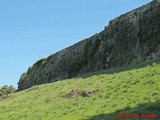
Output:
18,0,160,90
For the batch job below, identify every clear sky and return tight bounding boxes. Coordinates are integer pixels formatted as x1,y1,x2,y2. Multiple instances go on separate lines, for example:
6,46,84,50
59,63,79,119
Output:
0,0,151,88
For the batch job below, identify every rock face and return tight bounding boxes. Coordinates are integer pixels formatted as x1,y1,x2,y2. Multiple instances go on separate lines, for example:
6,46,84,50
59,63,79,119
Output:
18,0,160,90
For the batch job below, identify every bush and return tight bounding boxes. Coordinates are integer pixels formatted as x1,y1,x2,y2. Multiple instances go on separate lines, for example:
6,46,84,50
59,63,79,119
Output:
0,85,15,96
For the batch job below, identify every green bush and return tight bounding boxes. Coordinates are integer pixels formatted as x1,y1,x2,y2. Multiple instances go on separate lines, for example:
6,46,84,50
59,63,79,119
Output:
0,85,15,96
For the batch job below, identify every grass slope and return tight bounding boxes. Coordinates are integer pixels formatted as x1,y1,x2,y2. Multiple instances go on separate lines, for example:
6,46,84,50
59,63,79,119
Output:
1,60,160,120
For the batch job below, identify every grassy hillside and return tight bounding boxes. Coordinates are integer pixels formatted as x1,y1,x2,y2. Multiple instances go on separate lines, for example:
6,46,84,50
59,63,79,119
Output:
1,60,160,120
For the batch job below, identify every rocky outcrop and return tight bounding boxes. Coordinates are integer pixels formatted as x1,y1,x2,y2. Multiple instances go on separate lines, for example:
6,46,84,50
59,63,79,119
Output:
18,0,160,90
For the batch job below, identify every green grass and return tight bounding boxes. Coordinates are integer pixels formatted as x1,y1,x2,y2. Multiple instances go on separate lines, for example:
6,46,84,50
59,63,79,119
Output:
1,61,160,120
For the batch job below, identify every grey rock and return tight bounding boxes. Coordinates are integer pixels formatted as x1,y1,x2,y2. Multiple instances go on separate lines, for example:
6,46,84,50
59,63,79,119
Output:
18,0,160,90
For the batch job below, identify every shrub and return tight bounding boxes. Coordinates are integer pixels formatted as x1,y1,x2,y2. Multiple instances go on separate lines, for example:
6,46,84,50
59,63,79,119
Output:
0,85,15,96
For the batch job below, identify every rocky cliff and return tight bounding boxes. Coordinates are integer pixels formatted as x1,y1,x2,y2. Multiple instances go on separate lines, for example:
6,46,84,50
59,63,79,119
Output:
18,0,160,90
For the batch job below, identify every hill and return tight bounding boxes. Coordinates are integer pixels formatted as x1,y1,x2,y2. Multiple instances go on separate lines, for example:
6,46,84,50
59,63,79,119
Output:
1,59,160,120
18,0,160,90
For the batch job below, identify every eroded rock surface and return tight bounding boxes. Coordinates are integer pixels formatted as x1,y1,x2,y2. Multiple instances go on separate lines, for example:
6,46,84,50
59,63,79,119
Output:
18,0,160,90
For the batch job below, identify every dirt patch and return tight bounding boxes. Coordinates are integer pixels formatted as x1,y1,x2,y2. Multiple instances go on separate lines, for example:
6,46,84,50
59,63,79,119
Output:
63,89,100,98
0,95,12,101
81,89,100,97
63,89,80,98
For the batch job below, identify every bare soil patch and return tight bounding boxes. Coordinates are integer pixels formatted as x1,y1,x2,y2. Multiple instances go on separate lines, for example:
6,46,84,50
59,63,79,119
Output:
63,89,100,98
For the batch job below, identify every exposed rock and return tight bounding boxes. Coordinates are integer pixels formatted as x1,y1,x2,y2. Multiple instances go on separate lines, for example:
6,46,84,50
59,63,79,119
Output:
63,89,100,98
18,0,160,90
81,89,100,97
63,89,80,98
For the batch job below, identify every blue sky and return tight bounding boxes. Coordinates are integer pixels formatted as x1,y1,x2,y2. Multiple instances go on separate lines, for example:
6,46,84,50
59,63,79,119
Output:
0,0,151,88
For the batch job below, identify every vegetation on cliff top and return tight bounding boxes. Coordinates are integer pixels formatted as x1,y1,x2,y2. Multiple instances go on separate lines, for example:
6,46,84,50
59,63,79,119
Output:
1,59,160,120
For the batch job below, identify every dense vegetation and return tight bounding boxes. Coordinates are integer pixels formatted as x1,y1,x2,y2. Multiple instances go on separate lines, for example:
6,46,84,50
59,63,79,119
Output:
0,85,15,96
1,59,160,120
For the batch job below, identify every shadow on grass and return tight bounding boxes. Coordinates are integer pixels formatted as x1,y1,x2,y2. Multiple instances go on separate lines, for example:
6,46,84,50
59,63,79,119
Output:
88,101,160,120
76,58,160,79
